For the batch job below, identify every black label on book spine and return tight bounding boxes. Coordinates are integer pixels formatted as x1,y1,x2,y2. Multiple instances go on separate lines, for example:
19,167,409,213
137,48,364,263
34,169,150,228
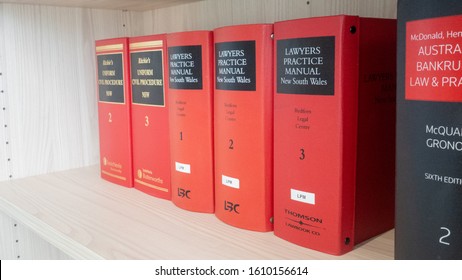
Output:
131,50,165,106
276,36,335,95
168,45,203,90
215,41,256,91
97,53,125,103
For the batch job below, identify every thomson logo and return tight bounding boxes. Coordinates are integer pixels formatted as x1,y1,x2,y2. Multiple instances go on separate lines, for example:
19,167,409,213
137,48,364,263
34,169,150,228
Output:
285,209,323,224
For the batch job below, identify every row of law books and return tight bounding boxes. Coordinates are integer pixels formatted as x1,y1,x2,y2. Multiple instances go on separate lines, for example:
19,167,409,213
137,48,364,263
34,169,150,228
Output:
96,15,396,257
96,0,462,259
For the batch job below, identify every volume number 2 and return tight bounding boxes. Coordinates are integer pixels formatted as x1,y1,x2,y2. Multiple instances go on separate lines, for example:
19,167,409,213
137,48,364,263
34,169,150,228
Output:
108,113,112,123
229,139,234,150
439,227,451,246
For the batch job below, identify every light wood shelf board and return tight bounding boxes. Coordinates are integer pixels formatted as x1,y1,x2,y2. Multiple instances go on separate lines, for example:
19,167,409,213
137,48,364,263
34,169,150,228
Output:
0,0,203,11
0,166,394,259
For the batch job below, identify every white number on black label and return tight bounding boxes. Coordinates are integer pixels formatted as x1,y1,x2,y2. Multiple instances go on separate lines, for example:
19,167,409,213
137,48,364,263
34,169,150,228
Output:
439,227,451,246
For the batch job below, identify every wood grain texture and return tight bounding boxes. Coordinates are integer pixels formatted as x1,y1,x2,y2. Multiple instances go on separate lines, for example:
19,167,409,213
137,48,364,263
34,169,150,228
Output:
2,4,97,179
0,3,11,182
0,4,146,181
0,212,18,259
142,0,397,34
15,223,73,259
0,199,98,259
0,0,202,11
0,211,73,259
0,165,394,259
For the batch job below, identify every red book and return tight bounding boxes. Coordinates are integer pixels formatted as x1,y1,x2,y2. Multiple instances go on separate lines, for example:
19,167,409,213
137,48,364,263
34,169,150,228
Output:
129,35,171,199
214,24,273,232
273,16,396,255
167,31,215,213
95,38,133,187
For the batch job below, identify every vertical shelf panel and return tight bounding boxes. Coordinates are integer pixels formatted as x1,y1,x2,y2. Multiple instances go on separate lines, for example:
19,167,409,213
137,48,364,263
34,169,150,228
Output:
0,3,13,182
0,212,18,259
0,4,145,180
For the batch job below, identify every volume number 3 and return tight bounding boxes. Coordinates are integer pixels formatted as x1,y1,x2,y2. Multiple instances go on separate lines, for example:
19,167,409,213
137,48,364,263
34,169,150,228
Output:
145,116,149,127
299,148,305,160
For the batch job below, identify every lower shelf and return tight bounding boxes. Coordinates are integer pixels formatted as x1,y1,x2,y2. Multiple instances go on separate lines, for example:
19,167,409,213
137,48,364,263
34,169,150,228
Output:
0,165,394,259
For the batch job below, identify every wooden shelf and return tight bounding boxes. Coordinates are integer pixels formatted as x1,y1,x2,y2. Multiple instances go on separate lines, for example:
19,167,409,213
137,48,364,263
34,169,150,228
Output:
0,165,394,259
0,0,202,11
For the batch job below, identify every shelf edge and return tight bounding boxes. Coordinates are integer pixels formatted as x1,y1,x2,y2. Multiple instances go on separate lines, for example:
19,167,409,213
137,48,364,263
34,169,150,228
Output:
0,196,104,260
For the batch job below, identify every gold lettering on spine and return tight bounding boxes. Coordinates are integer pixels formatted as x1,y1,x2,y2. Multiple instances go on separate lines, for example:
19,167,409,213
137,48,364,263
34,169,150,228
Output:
102,170,126,181
134,179,169,192
130,40,163,50
96,44,124,53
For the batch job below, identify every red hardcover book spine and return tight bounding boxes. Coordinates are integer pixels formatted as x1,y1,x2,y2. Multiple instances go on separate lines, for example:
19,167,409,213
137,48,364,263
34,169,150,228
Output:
355,17,396,245
274,16,396,255
129,35,171,199
95,38,133,187
167,31,215,213
214,24,273,232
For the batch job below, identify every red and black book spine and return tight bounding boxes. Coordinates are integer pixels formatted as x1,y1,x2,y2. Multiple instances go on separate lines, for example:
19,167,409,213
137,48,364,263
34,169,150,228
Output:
129,35,171,199
167,31,215,213
214,24,274,231
273,15,396,255
396,0,462,259
95,38,133,187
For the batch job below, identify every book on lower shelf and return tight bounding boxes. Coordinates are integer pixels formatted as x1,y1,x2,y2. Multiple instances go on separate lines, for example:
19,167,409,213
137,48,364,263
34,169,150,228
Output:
95,37,134,188
396,0,462,260
273,15,396,255
213,24,274,232
167,30,215,213
129,35,171,199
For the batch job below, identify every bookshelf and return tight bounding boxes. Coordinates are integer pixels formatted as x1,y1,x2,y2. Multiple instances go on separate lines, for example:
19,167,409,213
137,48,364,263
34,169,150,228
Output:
0,165,394,259
0,0,397,259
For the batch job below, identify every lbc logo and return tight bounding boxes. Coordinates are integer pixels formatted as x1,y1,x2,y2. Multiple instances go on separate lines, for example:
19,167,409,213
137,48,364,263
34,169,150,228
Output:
177,188,191,199
224,200,240,214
